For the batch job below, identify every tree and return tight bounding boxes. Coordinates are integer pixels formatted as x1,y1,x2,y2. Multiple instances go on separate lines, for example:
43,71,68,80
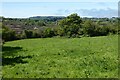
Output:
83,20,112,36
2,26,16,41
83,20,97,36
43,28,55,37
24,30,33,38
37,21,46,26
58,13,82,37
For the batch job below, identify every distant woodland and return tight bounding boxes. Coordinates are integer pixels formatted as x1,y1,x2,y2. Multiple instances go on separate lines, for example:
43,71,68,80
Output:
1,13,119,42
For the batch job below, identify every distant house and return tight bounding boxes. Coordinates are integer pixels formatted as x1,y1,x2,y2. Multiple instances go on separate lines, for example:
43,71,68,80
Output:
10,25,22,34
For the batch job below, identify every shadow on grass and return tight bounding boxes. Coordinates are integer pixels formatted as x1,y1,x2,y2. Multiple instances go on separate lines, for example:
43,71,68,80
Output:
2,46,32,66
2,55,32,66
2,46,23,51
2,46,23,56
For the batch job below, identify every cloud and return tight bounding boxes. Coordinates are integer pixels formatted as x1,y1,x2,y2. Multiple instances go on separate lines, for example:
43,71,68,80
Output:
65,9,70,13
55,8,118,18
55,9,71,15
80,8,118,18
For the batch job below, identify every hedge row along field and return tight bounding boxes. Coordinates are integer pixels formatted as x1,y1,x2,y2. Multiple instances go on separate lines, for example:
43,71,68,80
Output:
2,13,119,42
2,35,118,78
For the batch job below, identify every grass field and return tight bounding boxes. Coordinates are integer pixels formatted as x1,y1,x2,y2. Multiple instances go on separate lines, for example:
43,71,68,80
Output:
2,35,118,78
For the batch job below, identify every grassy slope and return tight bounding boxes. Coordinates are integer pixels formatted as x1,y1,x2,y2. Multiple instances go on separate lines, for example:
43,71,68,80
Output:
2,35,118,78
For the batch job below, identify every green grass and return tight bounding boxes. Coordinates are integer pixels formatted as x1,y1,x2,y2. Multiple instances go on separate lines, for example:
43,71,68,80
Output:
2,35,118,78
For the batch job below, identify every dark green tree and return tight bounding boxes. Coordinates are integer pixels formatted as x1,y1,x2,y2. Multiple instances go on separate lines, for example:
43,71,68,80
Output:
58,13,82,37
2,26,16,41
43,28,55,37
24,30,33,38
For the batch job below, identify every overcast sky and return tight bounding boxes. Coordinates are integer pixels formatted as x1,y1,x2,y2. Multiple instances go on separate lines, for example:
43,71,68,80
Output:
1,0,119,18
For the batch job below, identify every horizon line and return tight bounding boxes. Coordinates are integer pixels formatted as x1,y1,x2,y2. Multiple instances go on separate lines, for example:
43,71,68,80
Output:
1,15,118,18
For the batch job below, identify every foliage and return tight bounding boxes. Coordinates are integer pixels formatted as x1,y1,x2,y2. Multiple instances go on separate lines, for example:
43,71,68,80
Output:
24,30,34,38
2,26,16,41
58,13,82,37
43,28,55,38
2,14,119,40
83,20,118,37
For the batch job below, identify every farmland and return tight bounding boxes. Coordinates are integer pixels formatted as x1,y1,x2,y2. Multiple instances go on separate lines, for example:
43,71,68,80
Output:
2,35,118,78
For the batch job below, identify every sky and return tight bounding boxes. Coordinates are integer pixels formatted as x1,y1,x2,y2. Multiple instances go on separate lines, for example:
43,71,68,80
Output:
1,0,119,18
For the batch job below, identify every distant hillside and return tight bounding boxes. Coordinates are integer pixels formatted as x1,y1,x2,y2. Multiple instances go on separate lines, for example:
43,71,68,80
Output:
2,15,119,36
2,16,66,34
29,16,65,22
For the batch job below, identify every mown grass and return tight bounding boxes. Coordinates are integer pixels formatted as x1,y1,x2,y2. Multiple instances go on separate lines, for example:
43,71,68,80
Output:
2,35,118,78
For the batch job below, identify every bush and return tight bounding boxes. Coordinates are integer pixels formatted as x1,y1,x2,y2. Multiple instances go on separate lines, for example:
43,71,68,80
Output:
43,28,55,38
2,26,17,41
82,20,117,37
24,30,34,38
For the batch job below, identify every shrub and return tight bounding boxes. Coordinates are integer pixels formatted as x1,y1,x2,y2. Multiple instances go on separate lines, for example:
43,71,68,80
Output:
24,30,34,38
2,26,17,41
43,28,55,38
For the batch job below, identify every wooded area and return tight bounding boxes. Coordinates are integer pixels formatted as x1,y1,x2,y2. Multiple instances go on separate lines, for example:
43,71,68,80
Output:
1,13,119,43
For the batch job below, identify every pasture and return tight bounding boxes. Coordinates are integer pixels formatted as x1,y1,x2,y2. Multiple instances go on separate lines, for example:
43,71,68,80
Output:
2,35,118,78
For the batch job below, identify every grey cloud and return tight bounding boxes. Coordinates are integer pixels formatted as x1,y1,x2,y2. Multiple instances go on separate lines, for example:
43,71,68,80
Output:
55,8,117,18
80,8,118,18
55,9,71,15
65,10,70,13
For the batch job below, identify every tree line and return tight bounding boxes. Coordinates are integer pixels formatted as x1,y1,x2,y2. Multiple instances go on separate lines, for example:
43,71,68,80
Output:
2,13,119,43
